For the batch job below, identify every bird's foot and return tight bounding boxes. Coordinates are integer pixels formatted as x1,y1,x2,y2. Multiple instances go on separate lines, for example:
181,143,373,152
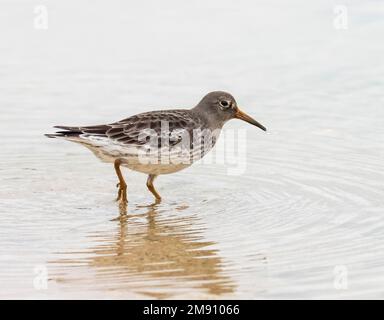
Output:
116,182,128,203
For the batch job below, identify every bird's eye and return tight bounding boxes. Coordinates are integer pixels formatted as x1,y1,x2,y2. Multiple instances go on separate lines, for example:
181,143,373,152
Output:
219,100,230,109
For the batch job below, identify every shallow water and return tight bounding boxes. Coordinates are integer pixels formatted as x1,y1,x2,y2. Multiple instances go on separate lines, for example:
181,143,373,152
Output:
1,0,384,299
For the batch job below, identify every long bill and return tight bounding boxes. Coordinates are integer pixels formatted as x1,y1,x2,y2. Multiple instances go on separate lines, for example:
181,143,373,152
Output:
235,108,267,131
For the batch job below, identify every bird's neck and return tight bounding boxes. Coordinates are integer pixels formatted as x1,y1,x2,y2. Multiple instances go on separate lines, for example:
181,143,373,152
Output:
191,106,224,131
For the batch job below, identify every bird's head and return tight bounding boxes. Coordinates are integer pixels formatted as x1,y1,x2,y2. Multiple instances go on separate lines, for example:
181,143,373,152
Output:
194,91,266,131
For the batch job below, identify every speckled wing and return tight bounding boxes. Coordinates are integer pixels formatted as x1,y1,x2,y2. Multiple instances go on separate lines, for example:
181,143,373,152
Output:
106,110,201,147
52,109,203,149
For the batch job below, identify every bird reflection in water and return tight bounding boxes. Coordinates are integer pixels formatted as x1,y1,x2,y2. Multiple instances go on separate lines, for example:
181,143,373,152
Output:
55,202,235,299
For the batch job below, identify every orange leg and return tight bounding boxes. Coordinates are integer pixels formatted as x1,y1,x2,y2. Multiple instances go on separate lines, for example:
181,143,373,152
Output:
146,174,161,202
114,159,127,203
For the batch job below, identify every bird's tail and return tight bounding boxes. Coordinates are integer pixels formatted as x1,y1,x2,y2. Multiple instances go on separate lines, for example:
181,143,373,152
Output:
44,126,82,139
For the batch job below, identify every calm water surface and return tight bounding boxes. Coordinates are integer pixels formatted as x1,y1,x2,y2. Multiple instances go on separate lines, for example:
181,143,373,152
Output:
0,0,383,298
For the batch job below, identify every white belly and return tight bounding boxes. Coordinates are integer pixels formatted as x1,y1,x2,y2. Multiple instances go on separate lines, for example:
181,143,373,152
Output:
69,129,220,175
123,161,191,175
76,139,195,175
